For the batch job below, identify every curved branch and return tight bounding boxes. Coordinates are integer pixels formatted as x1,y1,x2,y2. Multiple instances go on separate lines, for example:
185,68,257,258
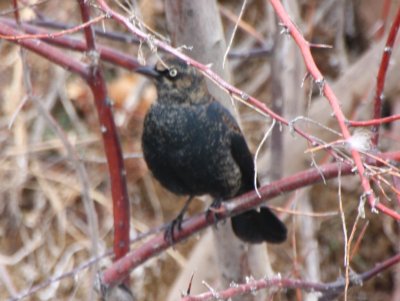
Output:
101,162,355,288
179,252,400,301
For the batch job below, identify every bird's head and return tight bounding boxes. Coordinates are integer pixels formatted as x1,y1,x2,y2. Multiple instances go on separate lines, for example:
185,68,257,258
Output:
136,55,210,105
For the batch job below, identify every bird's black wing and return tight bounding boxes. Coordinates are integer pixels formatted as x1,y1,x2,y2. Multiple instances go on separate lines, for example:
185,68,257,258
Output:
208,102,287,243
209,102,256,193
230,128,258,193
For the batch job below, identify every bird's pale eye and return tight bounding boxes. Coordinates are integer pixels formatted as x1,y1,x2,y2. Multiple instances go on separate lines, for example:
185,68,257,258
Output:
169,68,178,78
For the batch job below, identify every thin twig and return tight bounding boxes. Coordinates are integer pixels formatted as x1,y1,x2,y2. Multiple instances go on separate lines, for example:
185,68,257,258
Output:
222,0,248,68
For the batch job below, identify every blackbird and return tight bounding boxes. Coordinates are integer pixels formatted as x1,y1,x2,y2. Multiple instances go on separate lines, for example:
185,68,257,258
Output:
137,55,287,244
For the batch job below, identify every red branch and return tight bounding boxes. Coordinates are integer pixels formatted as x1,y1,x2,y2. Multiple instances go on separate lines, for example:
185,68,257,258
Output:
0,17,141,71
77,0,130,262
100,154,400,287
349,114,400,127
371,6,400,145
86,68,130,261
101,162,354,287
180,252,400,301
78,1,98,51
268,0,379,215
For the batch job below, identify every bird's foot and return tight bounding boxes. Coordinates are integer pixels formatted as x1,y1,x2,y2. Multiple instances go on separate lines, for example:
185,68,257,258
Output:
164,196,194,244
164,212,184,244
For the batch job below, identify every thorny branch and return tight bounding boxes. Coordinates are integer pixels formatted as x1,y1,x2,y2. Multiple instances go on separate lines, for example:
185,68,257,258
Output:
268,0,399,219
179,252,400,301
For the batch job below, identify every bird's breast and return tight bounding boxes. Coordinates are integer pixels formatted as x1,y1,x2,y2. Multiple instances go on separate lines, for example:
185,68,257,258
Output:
143,104,214,149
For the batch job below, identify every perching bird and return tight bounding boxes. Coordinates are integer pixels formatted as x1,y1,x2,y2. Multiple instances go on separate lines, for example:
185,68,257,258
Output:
137,55,287,244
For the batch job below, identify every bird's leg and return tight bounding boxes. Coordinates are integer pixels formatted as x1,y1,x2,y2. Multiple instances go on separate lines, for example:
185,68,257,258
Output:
206,198,224,224
165,196,194,244
209,198,222,211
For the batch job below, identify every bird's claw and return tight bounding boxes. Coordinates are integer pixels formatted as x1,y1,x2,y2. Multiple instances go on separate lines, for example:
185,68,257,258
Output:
164,213,184,244
206,199,223,224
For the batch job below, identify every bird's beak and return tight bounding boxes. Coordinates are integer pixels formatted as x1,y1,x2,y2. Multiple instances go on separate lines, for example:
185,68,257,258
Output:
135,65,160,78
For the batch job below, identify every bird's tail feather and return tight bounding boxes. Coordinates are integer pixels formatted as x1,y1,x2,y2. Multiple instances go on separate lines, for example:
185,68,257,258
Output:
231,207,287,243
